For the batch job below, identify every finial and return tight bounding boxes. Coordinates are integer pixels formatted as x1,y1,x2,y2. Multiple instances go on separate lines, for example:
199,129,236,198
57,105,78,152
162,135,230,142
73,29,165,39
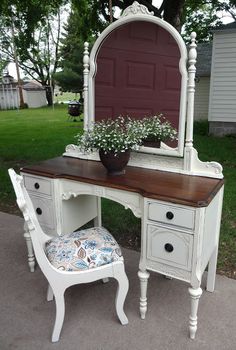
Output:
190,32,197,41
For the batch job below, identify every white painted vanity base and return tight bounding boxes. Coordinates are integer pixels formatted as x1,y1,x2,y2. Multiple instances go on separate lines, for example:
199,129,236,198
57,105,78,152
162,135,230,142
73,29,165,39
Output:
21,168,224,340
138,189,223,339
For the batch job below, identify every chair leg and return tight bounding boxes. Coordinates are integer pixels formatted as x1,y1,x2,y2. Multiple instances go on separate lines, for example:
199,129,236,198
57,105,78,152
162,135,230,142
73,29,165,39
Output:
51,288,66,343
47,284,54,301
23,224,35,272
114,266,129,325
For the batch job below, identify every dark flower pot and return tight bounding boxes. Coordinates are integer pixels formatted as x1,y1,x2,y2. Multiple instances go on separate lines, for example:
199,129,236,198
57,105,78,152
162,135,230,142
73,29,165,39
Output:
142,137,161,148
99,149,131,175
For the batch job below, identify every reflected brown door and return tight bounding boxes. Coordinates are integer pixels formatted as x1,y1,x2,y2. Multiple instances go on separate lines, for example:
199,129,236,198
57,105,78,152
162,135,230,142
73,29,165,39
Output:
95,21,181,131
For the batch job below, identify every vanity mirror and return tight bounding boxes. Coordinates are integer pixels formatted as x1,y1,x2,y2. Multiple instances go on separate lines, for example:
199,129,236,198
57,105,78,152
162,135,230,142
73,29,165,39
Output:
64,1,222,179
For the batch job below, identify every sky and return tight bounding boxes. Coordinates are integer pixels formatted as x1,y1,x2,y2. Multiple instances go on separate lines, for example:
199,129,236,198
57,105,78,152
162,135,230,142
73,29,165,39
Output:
8,0,234,79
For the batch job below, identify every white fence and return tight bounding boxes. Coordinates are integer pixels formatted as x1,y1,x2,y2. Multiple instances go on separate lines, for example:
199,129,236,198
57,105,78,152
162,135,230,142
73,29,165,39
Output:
0,84,19,110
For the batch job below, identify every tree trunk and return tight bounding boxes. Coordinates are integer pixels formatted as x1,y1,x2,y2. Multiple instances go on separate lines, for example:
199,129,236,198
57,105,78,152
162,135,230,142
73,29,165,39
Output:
162,0,185,32
45,86,53,106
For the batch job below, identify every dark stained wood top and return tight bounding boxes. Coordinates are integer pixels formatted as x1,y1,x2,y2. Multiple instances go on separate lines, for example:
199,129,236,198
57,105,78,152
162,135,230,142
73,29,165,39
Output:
21,156,224,208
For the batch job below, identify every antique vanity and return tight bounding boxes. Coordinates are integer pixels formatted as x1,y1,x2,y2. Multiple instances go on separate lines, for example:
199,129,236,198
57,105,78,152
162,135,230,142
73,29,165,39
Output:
21,2,224,340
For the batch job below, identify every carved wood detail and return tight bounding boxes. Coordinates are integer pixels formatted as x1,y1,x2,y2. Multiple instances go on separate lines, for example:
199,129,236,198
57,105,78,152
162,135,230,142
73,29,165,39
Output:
121,1,154,17
62,186,142,218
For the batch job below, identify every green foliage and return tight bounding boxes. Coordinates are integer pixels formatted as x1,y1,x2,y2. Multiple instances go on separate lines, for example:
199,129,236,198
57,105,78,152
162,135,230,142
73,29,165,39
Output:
54,4,98,93
0,0,65,48
54,68,82,93
0,58,9,78
182,0,236,42
0,1,67,105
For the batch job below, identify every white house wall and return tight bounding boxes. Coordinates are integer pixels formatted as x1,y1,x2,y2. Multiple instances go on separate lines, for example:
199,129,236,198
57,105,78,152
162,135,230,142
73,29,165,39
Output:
194,77,210,120
23,90,47,108
208,32,236,122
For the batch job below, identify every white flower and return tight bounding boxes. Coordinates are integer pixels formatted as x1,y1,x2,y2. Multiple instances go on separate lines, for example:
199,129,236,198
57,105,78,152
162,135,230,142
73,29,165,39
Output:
76,114,177,154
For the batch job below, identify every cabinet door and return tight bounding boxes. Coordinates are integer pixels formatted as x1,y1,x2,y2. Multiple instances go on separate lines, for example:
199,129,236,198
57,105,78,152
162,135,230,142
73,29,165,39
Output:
148,202,195,230
30,195,55,231
24,175,52,195
147,225,193,271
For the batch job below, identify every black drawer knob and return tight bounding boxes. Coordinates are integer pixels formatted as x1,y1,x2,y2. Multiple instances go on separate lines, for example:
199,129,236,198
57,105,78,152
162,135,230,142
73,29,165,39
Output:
164,243,174,253
36,207,42,215
166,211,174,220
34,182,40,189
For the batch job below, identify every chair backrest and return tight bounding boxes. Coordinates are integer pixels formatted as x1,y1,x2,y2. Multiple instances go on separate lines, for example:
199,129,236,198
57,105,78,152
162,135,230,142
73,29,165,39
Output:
8,169,53,272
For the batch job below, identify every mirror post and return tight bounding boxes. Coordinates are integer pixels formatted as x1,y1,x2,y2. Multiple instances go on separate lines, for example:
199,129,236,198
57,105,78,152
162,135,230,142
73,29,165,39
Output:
83,42,90,130
185,32,197,148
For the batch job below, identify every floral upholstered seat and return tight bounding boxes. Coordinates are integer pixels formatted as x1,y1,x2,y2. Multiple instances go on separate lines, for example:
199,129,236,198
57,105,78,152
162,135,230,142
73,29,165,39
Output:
45,227,123,272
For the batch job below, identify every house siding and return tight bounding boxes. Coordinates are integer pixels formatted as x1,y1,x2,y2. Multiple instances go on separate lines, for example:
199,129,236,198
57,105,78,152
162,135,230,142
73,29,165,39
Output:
194,77,210,120
208,32,236,123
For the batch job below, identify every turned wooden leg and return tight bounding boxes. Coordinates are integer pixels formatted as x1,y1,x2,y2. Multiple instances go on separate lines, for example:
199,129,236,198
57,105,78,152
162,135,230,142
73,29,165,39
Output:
206,246,218,292
47,284,54,301
138,270,150,320
94,197,102,227
23,224,35,272
188,287,202,340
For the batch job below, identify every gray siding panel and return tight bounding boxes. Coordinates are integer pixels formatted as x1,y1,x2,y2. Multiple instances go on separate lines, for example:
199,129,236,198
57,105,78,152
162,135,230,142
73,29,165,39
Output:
209,32,236,122
194,77,210,120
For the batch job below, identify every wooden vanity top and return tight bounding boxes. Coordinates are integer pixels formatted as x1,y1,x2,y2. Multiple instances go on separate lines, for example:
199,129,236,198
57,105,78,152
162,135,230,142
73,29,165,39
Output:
21,156,224,208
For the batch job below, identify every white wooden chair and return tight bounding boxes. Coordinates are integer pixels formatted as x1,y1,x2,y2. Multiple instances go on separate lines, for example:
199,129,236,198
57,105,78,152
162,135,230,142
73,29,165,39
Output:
8,168,129,342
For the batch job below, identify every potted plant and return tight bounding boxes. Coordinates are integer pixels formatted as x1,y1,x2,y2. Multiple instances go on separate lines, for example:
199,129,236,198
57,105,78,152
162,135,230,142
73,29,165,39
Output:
76,116,145,175
141,114,178,148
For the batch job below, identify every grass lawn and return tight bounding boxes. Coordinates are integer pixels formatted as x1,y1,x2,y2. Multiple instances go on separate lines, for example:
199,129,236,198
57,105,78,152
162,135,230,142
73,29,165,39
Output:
54,91,80,103
0,108,236,278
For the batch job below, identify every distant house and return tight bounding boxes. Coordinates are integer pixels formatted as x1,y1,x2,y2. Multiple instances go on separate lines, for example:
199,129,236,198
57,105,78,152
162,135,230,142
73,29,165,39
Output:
194,43,212,121
193,22,236,136
0,74,47,110
208,22,236,136
22,82,47,108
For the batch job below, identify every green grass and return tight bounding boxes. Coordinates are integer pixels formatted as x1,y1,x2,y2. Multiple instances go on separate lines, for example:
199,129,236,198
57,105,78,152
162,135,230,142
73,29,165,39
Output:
0,105,83,204
54,91,80,103
1,111,236,277
193,122,236,276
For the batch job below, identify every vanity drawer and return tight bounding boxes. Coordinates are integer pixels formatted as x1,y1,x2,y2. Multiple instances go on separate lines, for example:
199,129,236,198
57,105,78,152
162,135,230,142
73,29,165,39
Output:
147,202,195,230
24,175,52,196
147,225,193,271
30,196,55,229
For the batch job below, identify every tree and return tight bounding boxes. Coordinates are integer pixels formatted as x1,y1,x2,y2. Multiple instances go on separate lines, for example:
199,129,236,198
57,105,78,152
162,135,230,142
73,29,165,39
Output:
56,0,236,95
0,4,65,105
183,0,236,42
72,0,186,33
54,3,99,94
72,0,236,36
0,57,9,79
0,0,65,47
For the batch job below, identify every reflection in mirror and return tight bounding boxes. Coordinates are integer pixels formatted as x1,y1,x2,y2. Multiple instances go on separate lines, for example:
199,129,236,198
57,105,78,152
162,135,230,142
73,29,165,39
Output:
95,21,182,151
